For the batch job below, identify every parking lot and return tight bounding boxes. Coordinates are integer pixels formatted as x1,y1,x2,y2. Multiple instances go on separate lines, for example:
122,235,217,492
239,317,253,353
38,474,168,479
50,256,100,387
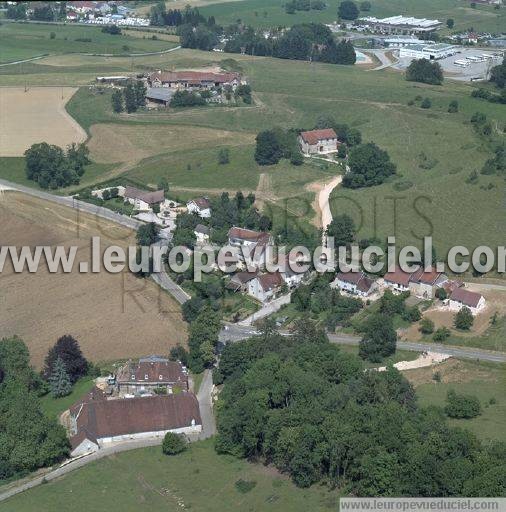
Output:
394,47,504,81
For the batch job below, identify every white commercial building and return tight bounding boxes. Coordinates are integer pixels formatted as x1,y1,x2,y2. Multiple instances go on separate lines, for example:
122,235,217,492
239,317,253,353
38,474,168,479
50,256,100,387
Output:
360,15,442,35
399,43,458,60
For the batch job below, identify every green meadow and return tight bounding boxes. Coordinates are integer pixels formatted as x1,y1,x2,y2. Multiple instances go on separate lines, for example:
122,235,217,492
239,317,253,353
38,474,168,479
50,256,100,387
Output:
0,22,177,64
0,440,342,512
1,45,504,253
198,0,506,33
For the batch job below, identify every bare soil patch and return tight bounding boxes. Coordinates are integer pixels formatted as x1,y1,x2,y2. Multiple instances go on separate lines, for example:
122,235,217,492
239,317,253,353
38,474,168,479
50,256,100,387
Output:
0,192,187,367
0,87,86,156
88,123,255,163
404,358,498,388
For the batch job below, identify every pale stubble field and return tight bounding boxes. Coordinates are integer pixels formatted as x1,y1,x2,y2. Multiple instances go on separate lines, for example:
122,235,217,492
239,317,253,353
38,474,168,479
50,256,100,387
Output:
0,192,187,367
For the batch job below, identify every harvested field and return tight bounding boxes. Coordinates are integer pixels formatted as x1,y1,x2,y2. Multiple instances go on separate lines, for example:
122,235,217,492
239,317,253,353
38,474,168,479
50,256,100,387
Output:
87,123,255,163
0,192,187,368
0,87,86,157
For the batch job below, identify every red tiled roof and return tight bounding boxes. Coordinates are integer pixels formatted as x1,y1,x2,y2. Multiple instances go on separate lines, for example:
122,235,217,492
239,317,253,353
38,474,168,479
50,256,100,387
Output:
258,272,283,291
71,394,201,443
337,271,374,293
228,227,270,243
231,270,258,284
410,266,442,285
384,266,413,287
189,197,210,210
337,270,363,286
300,128,337,145
450,287,483,308
443,280,463,294
150,71,240,84
117,360,188,386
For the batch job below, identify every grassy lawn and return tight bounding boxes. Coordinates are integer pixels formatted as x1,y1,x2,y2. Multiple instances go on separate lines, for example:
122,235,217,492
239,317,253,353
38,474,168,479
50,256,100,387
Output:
444,315,506,353
0,157,116,193
198,0,506,33
413,360,506,443
1,48,504,254
39,376,95,420
0,440,341,512
191,371,204,394
337,344,420,368
0,22,177,63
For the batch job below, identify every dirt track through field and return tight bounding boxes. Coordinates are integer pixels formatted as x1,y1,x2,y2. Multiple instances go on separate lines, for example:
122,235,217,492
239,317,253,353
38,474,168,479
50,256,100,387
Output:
0,192,187,367
0,87,87,156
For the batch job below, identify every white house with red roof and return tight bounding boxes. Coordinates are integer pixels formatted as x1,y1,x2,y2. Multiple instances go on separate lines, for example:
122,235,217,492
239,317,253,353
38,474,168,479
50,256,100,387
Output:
335,270,376,297
248,272,284,302
187,197,211,218
449,287,485,315
383,266,447,298
298,128,339,155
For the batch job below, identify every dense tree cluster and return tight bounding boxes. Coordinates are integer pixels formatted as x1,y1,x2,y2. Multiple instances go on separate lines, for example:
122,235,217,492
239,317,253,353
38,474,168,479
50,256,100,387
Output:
254,128,302,166
215,325,505,495
24,142,90,189
187,305,222,372
406,59,443,85
445,390,481,419
43,335,89,384
342,142,397,188
471,87,506,105
286,0,326,14
179,23,220,51
291,277,363,331
0,337,69,479
111,80,146,113
170,90,207,107
490,56,506,89
359,312,397,362
226,24,356,65
150,3,209,27
338,0,359,20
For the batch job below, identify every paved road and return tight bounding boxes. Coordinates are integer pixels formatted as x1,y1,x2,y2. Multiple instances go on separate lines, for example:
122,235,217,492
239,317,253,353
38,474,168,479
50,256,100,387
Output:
196,369,216,439
220,324,506,363
239,293,291,326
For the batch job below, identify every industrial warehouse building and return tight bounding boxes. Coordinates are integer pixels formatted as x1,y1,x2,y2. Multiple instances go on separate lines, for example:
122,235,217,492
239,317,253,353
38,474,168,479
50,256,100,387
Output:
399,43,458,60
360,15,442,35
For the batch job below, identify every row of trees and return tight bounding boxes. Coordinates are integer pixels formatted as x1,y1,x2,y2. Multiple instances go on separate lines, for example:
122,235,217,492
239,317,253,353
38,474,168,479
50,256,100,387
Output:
214,323,505,494
150,3,210,27
0,337,69,479
286,0,326,14
111,80,146,113
24,142,90,189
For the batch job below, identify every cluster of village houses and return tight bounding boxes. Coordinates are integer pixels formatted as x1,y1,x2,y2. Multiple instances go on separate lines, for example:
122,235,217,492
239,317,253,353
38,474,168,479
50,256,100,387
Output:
66,356,201,457
78,143,485,458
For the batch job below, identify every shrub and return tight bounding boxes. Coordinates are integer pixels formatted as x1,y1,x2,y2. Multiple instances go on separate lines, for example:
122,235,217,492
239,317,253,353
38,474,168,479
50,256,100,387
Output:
235,479,257,493
218,148,230,165
421,98,432,109
50,32,56,39
435,287,447,300
419,317,435,334
433,326,451,342
162,432,187,455
454,307,474,330
448,100,458,113
445,390,481,419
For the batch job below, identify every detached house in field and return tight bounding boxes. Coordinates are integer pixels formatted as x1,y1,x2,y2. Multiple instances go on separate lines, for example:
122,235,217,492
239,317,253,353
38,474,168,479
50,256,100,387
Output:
68,390,201,457
449,287,485,315
335,270,376,297
384,266,447,299
298,128,340,155
116,356,189,395
187,197,211,218
248,272,284,303
148,70,241,90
